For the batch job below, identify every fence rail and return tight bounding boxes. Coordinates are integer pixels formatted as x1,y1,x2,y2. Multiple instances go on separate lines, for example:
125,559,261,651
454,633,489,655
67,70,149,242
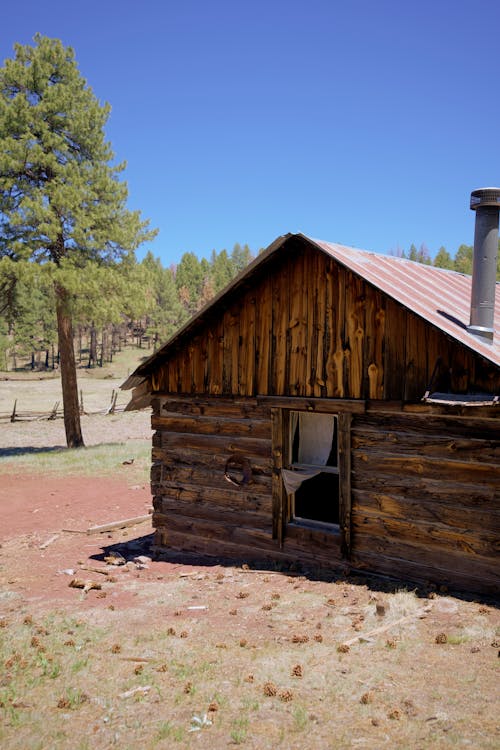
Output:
0,389,126,423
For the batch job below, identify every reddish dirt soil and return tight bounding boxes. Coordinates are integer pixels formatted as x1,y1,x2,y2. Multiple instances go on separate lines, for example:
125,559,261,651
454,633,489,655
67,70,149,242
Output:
0,474,157,612
1,472,499,750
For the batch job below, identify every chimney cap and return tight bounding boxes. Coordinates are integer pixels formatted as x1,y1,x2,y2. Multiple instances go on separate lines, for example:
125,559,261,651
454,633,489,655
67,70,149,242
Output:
470,187,500,210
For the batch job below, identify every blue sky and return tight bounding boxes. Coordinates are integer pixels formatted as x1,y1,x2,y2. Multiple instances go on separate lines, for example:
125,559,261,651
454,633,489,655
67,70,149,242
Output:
1,0,499,266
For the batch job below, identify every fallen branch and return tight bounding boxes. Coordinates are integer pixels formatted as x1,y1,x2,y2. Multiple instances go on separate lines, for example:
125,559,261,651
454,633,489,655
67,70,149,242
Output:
119,685,152,699
119,656,156,663
62,528,86,534
48,401,60,420
341,605,433,648
106,389,118,415
86,514,152,535
79,565,112,576
39,534,59,550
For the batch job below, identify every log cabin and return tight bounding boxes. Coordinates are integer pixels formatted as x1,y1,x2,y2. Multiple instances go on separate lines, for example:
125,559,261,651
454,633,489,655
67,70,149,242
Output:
122,191,500,598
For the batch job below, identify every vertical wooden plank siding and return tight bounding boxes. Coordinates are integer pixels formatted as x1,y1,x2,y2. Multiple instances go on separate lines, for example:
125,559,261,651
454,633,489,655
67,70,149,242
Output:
450,346,475,394
384,298,407,400
148,242,499,402
364,289,385,399
324,259,337,397
404,313,428,401
215,318,225,394
175,349,183,393
288,251,307,396
344,275,365,398
192,335,205,394
222,306,237,394
167,351,177,393
255,274,272,395
338,412,352,559
424,326,446,394
230,305,240,394
336,267,347,397
313,251,327,397
272,260,288,395
206,321,223,395
239,290,256,396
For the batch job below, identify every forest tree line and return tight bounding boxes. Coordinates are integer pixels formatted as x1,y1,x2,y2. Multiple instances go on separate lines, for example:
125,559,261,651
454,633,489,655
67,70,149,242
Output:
0,242,255,371
1,238,497,373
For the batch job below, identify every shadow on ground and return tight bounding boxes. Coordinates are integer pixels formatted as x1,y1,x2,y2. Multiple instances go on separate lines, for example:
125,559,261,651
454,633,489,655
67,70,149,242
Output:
0,445,66,457
92,533,500,608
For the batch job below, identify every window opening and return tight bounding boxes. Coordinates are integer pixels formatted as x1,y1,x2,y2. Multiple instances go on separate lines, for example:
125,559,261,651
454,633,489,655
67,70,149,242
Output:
283,411,339,527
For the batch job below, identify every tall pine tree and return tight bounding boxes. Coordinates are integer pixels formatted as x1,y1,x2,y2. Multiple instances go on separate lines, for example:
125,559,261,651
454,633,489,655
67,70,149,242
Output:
0,35,156,446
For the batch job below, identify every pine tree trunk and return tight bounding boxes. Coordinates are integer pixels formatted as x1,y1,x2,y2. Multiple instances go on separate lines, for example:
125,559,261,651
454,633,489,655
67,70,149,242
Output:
55,283,84,448
88,324,97,368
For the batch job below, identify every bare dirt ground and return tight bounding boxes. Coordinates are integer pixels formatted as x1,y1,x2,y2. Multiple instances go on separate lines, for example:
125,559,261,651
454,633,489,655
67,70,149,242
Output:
0,414,499,749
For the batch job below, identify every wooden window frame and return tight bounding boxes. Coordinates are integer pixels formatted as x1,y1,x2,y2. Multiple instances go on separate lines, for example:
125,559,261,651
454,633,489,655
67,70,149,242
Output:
271,407,352,558
288,410,339,528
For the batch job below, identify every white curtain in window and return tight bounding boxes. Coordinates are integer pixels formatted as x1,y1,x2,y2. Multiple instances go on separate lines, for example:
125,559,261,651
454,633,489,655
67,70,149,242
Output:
297,412,335,465
282,467,321,495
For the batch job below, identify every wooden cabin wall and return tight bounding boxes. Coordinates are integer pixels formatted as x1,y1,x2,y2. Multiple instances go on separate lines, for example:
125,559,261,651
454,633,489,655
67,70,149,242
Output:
150,241,499,401
350,409,500,597
151,395,281,563
151,395,343,567
150,394,498,597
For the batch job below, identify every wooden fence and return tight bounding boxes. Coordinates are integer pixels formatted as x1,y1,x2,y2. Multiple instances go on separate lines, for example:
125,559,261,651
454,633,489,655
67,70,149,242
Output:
0,389,123,423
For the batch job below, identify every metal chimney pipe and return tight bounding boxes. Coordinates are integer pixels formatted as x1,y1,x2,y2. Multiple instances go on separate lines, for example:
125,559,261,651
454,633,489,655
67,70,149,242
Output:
467,187,500,342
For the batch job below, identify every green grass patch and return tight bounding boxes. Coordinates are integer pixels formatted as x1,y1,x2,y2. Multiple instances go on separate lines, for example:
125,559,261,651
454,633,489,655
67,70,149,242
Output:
0,439,150,481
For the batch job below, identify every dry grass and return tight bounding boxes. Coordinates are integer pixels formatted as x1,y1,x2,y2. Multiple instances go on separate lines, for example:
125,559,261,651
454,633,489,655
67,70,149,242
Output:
1,572,499,750
0,345,152,481
0,346,148,417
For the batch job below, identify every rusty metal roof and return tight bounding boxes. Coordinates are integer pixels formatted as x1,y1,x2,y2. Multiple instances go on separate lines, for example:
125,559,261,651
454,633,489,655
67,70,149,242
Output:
123,233,500,388
307,236,500,367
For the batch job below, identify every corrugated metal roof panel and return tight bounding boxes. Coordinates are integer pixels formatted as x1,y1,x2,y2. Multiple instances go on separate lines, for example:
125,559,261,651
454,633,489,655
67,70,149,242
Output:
308,237,500,367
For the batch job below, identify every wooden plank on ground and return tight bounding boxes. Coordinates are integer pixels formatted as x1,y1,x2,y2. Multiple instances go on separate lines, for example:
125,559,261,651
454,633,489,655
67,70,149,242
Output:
85,514,152,535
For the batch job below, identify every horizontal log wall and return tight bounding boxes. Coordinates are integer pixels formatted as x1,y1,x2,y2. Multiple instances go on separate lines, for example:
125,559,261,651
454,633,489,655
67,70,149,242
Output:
152,396,279,562
149,238,499,401
151,396,499,596
140,238,500,593
151,395,344,567
350,410,500,597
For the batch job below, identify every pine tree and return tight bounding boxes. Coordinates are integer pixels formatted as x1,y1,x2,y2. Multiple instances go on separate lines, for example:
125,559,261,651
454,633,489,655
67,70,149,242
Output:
0,35,156,446
175,252,205,316
453,245,473,275
211,248,233,293
433,246,453,270
416,243,431,265
408,244,418,262
230,242,254,275
140,252,184,344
